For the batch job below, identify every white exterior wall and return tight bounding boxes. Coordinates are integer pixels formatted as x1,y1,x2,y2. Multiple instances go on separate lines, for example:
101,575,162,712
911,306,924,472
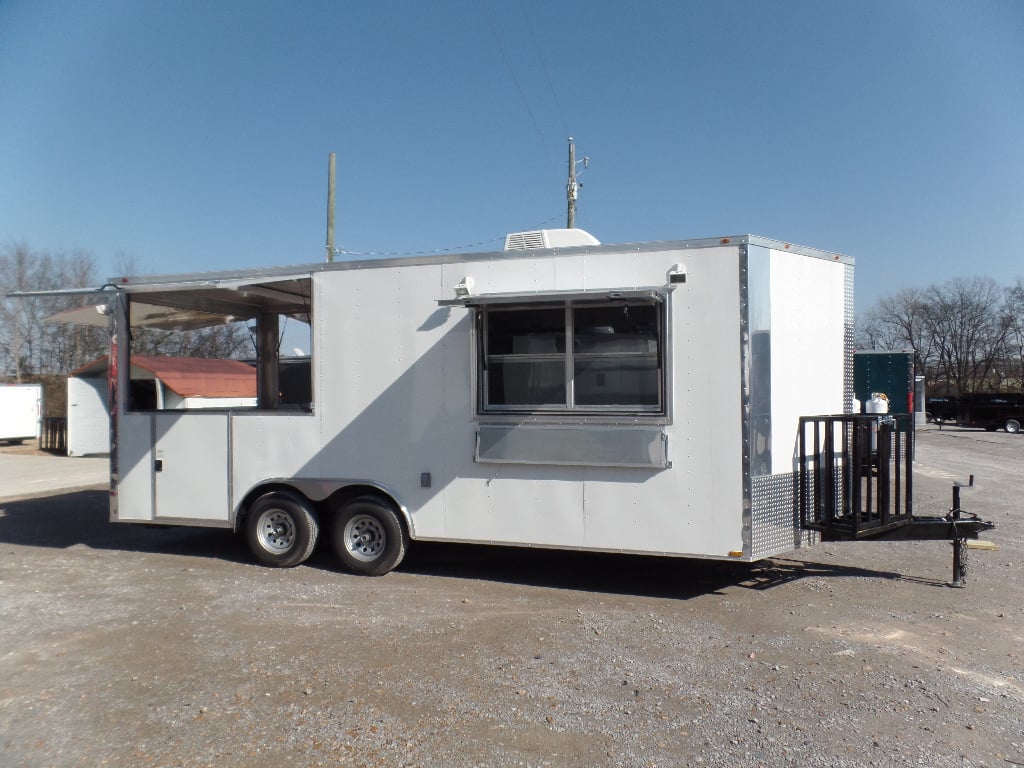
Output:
283,245,748,558
67,377,108,456
117,413,155,520
0,384,41,441
310,261,460,531
171,394,257,409
111,237,850,562
232,414,322,498
768,249,847,474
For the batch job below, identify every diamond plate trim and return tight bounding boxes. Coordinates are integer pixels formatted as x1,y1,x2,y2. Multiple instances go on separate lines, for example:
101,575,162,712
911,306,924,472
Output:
751,473,818,558
844,263,855,413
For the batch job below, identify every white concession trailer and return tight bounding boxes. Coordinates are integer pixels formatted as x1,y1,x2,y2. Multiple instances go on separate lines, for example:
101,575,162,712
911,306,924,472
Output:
93,231,863,574
0,383,42,444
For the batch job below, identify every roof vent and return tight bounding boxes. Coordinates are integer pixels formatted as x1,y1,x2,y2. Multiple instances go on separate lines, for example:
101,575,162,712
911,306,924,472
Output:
504,228,600,251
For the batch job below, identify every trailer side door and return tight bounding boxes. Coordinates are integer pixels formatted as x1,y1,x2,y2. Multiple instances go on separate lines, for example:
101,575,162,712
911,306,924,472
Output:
153,412,231,521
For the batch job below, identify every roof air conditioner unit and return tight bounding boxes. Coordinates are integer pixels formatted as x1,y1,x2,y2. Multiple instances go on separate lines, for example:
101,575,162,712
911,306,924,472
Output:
504,228,600,251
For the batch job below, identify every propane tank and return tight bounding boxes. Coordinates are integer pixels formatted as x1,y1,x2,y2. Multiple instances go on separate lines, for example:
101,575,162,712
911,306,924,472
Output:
865,392,890,454
865,392,890,414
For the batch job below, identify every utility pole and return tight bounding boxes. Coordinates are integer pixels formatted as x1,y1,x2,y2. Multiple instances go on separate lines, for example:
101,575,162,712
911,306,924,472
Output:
326,152,336,262
566,137,577,229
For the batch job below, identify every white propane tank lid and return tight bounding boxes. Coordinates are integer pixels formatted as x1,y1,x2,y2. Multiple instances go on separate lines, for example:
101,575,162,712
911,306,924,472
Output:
865,393,890,414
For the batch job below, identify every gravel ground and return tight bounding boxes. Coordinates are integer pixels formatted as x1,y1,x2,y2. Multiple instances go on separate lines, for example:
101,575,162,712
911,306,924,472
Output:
0,425,1021,767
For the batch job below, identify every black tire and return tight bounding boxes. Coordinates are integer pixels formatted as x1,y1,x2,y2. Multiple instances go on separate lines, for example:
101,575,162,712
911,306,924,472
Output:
1006,419,1021,434
245,491,319,568
331,496,408,576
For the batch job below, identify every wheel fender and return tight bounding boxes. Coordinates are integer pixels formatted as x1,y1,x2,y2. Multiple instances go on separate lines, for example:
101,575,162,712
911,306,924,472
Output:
235,478,413,537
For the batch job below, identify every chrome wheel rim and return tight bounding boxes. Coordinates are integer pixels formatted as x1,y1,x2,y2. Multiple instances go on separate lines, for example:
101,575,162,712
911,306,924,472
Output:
256,509,296,554
344,514,386,562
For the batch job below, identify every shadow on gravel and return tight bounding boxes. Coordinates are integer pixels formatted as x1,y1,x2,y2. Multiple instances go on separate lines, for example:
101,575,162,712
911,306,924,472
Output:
0,489,924,599
396,542,915,600
0,489,250,564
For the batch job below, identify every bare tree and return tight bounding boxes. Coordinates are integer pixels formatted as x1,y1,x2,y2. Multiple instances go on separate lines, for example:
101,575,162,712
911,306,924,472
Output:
0,243,108,380
855,287,936,386
131,324,253,360
923,278,1011,395
38,250,110,374
108,252,252,360
2,245,252,383
857,277,1022,395
1003,278,1024,392
855,306,903,351
0,244,33,380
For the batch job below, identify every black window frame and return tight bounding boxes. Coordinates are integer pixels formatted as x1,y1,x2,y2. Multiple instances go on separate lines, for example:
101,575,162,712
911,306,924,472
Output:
477,298,666,416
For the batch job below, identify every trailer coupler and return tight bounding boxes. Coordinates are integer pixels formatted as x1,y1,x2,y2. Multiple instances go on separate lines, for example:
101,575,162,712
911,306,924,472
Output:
864,476,995,587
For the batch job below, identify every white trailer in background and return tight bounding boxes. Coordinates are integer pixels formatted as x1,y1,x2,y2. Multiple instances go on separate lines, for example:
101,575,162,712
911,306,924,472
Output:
30,229,989,578
0,383,42,444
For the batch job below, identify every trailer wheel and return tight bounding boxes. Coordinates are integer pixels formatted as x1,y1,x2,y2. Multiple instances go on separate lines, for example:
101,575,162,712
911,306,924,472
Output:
1006,419,1021,434
332,496,407,576
245,492,319,568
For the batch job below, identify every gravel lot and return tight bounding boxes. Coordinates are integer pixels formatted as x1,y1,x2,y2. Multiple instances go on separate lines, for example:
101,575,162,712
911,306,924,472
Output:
0,425,1021,768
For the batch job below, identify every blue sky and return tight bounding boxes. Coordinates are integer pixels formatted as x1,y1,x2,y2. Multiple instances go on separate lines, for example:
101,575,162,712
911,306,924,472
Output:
1,0,1021,312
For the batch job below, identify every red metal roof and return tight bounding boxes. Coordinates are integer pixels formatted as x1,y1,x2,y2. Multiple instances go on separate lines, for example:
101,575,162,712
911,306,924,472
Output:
71,355,256,399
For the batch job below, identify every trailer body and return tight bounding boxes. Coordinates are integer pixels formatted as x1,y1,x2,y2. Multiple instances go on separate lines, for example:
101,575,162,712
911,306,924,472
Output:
101,234,854,566
957,394,1024,433
927,393,1024,434
0,383,42,444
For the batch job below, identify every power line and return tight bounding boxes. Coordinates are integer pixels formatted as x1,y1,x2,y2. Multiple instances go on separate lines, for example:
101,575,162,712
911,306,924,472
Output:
519,1,568,138
478,0,546,146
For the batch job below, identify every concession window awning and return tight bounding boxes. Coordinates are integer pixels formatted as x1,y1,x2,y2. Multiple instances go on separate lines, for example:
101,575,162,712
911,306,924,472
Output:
438,286,671,308
34,277,312,331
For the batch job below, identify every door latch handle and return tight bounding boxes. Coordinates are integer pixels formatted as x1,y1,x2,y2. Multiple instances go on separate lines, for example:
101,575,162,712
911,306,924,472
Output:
154,459,163,472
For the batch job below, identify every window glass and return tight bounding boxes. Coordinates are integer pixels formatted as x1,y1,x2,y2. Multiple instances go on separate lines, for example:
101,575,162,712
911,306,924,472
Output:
572,304,660,407
487,360,566,406
481,300,664,414
573,305,659,355
573,357,659,406
486,308,565,355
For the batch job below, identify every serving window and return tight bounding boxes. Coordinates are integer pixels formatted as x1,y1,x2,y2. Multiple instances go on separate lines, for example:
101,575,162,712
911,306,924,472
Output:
479,299,665,415
116,277,313,413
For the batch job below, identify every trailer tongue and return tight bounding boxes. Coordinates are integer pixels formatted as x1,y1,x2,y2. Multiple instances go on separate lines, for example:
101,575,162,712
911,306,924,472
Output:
798,414,995,586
